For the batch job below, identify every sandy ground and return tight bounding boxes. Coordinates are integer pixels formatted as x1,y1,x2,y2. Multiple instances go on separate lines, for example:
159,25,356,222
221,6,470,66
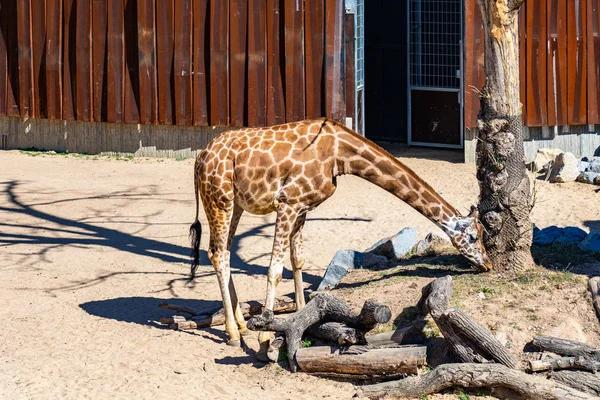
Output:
1,147,600,400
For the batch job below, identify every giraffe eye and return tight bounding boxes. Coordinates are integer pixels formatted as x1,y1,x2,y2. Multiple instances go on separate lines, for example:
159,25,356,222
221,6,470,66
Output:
469,233,478,241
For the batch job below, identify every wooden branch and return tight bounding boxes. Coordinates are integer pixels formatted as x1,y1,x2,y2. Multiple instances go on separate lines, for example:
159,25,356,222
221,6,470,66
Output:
365,321,426,347
158,303,206,317
247,293,392,372
419,276,519,368
295,345,426,377
531,336,600,360
550,370,600,396
530,357,600,373
307,322,362,345
159,295,297,330
588,277,600,322
356,363,596,400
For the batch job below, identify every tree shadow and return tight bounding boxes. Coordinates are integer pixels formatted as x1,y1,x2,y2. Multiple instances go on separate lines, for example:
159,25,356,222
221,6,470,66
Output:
0,180,370,293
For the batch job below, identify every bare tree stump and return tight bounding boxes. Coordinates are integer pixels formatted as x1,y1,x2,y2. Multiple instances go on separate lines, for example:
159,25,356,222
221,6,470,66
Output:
418,276,519,368
550,370,600,396
246,293,391,372
588,277,600,322
530,357,600,373
356,363,596,400
530,336,600,360
295,345,426,379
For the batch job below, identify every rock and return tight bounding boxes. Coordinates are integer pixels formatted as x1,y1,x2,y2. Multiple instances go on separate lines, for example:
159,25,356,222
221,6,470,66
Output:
533,148,563,172
413,232,451,256
532,226,562,245
317,249,388,290
578,160,591,172
590,158,600,173
577,171,598,184
579,231,600,253
555,227,588,246
549,152,580,183
318,250,361,291
365,228,418,259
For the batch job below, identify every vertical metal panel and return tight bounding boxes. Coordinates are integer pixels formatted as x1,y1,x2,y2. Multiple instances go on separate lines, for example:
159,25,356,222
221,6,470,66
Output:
192,0,209,126
5,0,19,116
62,0,75,120
106,0,125,123
526,0,547,126
230,0,248,126
344,12,355,124
266,0,284,125
247,0,267,126
284,0,305,122
92,0,106,121
156,0,174,124
305,0,324,120
123,0,140,124
16,0,33,117
31,0,47,118
463,0,484,128
547,0,567,126
75,0,92,121
325,0,345,122
568,0,587,125
174,0,193,125
137,0,158,124
209,0,229,125
0,1,9,116
519,6,527,125
587,0,600,124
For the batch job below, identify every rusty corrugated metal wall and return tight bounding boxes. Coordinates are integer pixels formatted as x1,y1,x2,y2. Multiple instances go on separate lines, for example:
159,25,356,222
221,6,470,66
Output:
0,0,350,127
465,0,600,129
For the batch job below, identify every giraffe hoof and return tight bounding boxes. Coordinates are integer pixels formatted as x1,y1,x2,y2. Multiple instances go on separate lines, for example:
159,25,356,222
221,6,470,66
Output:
256,341,272,362
227,339,241,348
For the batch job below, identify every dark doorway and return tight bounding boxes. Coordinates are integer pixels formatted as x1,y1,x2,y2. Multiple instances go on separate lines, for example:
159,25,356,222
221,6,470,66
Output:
364,1,408,142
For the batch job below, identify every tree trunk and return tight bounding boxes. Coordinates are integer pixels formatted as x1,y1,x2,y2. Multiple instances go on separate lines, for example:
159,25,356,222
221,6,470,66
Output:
475,0,534,272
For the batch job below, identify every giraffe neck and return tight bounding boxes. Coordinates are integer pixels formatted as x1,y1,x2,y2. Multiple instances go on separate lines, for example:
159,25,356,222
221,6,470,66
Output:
333,127,461,234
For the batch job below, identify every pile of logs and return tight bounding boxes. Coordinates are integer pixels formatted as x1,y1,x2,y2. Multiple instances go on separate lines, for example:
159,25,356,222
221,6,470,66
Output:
158,275,600,399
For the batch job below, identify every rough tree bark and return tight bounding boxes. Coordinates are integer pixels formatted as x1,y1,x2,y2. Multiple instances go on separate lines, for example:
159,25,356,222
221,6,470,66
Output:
475,0,534,272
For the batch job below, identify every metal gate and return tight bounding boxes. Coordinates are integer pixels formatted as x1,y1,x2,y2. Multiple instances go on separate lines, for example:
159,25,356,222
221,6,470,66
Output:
345,0,365,135
407,0,463,148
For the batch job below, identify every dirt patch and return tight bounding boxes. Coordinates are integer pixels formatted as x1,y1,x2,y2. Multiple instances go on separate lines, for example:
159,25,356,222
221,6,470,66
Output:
1,149,599,400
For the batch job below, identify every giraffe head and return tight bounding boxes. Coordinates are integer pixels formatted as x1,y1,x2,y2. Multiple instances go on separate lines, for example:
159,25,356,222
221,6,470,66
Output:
446,206,493,272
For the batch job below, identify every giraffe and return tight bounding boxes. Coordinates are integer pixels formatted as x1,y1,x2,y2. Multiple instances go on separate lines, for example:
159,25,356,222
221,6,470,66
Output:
189,118,492,354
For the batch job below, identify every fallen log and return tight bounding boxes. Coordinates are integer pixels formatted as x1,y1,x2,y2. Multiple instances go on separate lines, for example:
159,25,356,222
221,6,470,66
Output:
307,322,362,345
295,345,426,378
529,356,600,373
247,293,391,371
550,370,600,396
418,276,519,369
160,295,297,330
365,321,426,347
588,277,600,322
356,363,596,400
530,336,600,360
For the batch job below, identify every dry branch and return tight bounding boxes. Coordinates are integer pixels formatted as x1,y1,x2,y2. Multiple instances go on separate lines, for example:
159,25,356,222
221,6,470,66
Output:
295,345,426,379
550,370,600,396
356,363,595,400
365,321,426,347
246,293,391,372
588,277,600,322
529,357,600,373
418,276,519,368
530,336,600,360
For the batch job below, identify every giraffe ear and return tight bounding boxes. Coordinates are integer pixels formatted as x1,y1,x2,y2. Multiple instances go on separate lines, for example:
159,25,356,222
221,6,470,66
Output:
468,205,479,219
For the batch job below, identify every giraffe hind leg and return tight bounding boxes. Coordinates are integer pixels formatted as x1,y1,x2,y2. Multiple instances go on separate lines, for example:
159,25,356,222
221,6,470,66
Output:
290,214,307,310
227,204,249,335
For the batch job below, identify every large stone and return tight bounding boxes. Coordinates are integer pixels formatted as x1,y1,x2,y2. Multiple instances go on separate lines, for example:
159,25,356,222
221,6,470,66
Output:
577,171,599,185
555,227,588,246
317,250,361,291
578,160,591,172
532,148,563,172
317,249,388,291
365,227,418,259
579,232,600,253
413,232,451,255
532,226,562,245
590,158,600,173
549,152,580,183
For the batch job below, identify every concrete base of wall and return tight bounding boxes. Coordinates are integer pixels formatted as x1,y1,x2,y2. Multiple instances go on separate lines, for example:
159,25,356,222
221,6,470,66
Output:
0,116,232,158
464,125,600,163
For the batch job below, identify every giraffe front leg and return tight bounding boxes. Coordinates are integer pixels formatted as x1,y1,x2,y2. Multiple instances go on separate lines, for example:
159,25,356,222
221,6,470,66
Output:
210,249,241,347
290,214,307,310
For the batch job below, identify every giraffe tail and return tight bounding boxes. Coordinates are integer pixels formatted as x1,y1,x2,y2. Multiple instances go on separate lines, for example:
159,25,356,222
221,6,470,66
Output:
189,157,202,281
